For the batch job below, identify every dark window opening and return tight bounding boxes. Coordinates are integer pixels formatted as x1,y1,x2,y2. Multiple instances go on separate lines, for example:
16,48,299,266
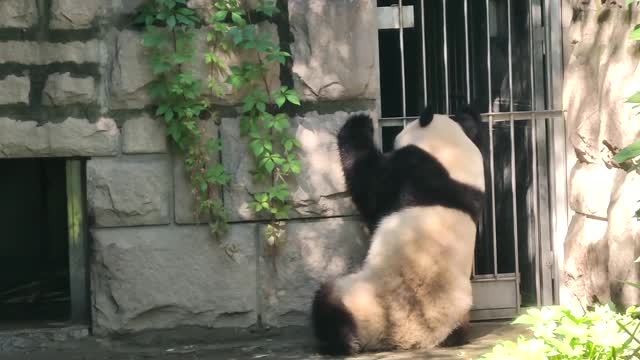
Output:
0,158,71,325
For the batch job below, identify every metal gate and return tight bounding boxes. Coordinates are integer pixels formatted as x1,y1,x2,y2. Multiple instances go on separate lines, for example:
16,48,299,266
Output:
376,0,567,320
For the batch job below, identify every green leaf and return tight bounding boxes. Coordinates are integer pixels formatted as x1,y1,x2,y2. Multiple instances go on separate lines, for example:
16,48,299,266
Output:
627,91,640,104
275,94,286,108
231,12,246,25
631,26,640,41
613,141,640,163
285,91,300,106
176,14,194,26
264,159,275,173
289,159,301,174
250,139,264,156
214,10,228,22
283,139,294,152
167,15,177,28
273,114,289,131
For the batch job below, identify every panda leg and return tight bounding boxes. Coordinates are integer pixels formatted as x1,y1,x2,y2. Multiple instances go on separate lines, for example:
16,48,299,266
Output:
439,311,471,347
311,282,360,355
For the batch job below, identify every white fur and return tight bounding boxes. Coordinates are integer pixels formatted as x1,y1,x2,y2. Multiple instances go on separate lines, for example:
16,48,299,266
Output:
335,206,476,351
394,115,485,191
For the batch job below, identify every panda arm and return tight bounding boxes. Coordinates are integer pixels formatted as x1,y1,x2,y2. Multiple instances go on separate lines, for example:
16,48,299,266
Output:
337,114,385,227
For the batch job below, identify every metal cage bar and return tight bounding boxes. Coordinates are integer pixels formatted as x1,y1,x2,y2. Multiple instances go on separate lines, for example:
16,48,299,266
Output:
420,0,428,107
442,0,450,114
399,0,407,126
528,0,542,308
506,0,522,313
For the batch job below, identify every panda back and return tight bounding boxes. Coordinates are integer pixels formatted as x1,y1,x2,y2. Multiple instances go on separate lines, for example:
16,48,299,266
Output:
394,115,485,192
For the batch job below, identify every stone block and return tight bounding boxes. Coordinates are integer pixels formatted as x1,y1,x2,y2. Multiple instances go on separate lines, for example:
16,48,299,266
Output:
0,117,119,158
87,156,171,227
43,73,96,105
50,0,101,29
122,115,168,154
0,0,37,28
173,120,221,224
0,75,30,105
568,162,623,219
221,117,270,221
91,224,257,333
0,41,99,65
110,30,153,109
287,110,373,218
606,171,640,307
0,118,48,156
48,117,120,156
563,214,610,307
289,0,379,101
259,217,368,326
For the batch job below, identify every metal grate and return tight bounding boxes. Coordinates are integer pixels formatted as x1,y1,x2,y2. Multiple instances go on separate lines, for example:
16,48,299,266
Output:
376,0,567,320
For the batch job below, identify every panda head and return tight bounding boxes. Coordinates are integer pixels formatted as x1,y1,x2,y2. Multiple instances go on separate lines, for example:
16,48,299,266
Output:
394,105,483,151
394,105,485,191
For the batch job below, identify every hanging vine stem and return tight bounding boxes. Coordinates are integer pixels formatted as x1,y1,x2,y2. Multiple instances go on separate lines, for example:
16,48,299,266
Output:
136,0,301,260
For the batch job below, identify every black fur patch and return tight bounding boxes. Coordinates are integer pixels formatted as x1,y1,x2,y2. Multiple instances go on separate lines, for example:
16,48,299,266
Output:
419,106,434,127
439,314,471,347
311,282,359,355
337,113,484,232
452,104,484,150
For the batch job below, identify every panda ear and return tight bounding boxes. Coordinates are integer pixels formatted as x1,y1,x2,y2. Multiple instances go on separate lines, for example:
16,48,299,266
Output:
454,104,483,145
419,106,434,127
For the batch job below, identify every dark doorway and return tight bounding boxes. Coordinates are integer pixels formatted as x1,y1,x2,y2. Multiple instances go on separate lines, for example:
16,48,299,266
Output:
0,158,71,324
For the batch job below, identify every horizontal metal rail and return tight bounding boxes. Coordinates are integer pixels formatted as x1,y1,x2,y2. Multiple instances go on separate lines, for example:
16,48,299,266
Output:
379,110,565,127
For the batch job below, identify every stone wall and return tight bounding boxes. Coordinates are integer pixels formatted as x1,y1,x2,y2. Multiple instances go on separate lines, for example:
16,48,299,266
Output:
0,0,378,334
563,0,640,308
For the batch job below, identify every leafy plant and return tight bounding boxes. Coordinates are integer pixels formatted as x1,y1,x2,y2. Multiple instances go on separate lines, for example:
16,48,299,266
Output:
136,0,231,240
481,304,640,360
207,0,302,253
136,0,302,253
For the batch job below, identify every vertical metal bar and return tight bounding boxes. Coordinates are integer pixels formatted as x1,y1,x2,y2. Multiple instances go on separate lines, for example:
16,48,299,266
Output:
66,159,88,323
420,0,428,107
464,0,471,104
463,0,476,278
442,0,450,114
399,0,407,126
486,0,493,113
546,0,568,306
486,0,498,278
507,0,521,312
528,0,542,308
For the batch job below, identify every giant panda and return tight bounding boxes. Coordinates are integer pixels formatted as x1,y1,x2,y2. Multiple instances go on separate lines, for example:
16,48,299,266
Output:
311,105,486,355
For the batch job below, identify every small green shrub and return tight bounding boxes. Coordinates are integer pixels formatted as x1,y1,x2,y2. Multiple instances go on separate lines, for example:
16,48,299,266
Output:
481,304,640,360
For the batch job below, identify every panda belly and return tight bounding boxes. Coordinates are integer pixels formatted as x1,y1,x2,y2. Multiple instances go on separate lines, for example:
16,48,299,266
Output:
336,206,475,352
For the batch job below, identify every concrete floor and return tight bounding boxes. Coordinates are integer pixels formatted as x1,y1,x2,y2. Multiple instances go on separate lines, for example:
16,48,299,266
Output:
0,322,528,360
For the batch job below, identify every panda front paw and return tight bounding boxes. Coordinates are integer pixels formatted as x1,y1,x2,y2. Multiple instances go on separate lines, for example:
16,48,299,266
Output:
338,113,375,147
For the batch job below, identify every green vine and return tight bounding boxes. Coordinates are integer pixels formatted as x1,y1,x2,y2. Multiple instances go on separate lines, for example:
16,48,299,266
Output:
135,0,301,254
